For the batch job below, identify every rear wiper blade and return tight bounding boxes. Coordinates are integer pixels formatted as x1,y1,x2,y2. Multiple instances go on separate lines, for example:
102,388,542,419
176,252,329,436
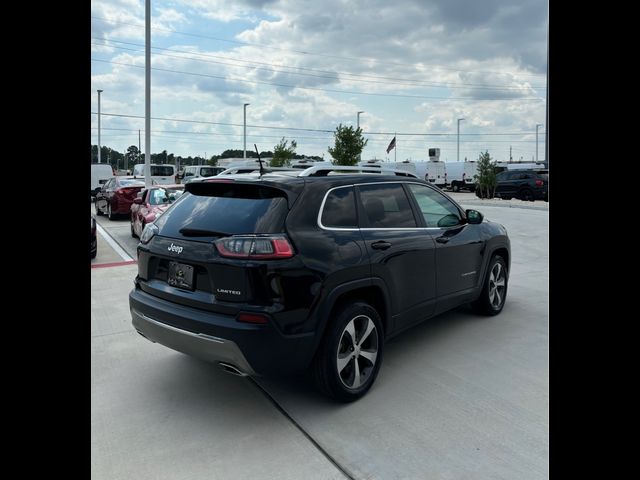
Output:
179,228,230,237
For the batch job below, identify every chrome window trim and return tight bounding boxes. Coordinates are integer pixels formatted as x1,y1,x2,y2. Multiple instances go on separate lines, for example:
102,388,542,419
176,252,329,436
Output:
317,181,449,232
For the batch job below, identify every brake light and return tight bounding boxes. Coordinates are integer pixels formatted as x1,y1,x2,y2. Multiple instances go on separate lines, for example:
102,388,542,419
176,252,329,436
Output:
214,235,294,259
237,312,268,324
535,179,544,186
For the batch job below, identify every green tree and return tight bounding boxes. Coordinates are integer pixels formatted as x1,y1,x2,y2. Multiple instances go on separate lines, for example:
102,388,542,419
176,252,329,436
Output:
474,150,498,199
327,124,368,166
125,145,139,170
271,137,297,167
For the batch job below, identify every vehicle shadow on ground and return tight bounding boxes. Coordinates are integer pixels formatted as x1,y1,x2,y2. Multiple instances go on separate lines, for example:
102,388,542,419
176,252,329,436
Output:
250,304,499,408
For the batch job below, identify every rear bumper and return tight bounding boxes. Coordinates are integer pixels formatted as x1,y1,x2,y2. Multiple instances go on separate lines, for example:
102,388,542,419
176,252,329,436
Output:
129,287,316,376
533,188,548,200
114,200,134,214
131,307,257,375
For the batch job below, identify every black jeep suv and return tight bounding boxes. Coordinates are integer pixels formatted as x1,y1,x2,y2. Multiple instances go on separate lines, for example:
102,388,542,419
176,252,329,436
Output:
129,172,510,402
489,169,549,201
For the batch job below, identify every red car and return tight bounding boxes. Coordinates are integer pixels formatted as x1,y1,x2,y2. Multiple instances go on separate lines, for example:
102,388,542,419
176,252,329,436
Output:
130,184,185,238
95,176,145,220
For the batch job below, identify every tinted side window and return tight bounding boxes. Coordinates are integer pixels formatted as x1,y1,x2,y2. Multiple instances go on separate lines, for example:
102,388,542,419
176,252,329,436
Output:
321,187,357,228
357,183,417,228
407,184,461,228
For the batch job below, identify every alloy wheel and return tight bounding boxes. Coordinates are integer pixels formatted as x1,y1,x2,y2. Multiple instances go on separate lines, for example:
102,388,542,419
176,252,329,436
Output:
488,262,506,309
336,315,379,389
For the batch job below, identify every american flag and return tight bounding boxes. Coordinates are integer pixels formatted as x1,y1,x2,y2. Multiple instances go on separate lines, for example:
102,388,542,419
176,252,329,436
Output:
386,136,396,154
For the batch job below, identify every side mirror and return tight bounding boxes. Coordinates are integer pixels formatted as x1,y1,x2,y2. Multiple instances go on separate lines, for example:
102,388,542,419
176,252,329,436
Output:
133,197,143,205
466,209,483,224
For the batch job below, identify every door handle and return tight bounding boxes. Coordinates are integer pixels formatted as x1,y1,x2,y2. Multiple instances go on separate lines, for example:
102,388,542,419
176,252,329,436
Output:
435,236,450,244
371,241,392,250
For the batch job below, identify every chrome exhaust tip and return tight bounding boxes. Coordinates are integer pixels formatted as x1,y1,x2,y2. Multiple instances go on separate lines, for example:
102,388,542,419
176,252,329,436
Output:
218,362,248,377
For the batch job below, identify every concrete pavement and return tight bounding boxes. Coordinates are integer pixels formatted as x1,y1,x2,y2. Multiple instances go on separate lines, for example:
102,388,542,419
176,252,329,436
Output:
91,203,548,480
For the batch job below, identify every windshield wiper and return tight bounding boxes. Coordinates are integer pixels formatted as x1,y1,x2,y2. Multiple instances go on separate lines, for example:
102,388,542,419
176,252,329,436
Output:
179,228,230,237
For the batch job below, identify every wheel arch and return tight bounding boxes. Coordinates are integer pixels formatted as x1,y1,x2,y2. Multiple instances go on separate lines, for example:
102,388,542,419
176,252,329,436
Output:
312,278,392,354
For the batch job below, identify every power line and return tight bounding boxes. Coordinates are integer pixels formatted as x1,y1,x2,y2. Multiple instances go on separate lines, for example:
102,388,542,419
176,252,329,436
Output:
92,38,547,91
91,15,546,79
92,112,544,137
92,58,543,102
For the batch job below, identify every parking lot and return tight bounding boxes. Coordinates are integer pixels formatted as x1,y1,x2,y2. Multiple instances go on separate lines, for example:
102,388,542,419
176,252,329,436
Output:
91,192,549,480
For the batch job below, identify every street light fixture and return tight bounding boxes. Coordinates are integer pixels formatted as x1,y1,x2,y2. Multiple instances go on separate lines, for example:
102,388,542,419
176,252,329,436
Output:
536,123,543,163
243,103,250,160
457,118,465,162
97,89,103,163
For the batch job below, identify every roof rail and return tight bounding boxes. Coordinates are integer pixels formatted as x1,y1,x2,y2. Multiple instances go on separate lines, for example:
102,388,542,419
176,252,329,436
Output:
218,166,299,175
297,165,418,178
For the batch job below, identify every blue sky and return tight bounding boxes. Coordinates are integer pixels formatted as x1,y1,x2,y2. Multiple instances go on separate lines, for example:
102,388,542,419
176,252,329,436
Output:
91,0,548,162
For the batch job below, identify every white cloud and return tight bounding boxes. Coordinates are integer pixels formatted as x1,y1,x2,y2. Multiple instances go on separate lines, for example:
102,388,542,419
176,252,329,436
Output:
91,0,547,160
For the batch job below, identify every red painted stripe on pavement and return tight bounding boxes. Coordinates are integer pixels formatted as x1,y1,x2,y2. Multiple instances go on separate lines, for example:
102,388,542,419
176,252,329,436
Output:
91,260,137,269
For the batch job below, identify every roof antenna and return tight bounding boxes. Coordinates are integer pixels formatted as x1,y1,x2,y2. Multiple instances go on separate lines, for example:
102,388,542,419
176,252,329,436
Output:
254,144,265,177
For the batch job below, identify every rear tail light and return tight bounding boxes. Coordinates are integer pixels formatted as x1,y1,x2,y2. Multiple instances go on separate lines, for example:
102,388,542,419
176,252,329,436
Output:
236,312,268,324
214,235,294,259
535,179,544,186
118,187,137,196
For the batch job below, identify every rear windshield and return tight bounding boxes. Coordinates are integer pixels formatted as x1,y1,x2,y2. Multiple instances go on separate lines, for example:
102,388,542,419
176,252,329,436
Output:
119,179,145,187
150,166,175,176
155,184,289,240
148,187,184,205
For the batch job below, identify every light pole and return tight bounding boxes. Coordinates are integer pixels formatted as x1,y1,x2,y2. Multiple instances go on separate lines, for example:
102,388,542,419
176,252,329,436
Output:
357,111,364,162
97,89,103,163
536,123,543,163
457,118,465,162
243,103,250,160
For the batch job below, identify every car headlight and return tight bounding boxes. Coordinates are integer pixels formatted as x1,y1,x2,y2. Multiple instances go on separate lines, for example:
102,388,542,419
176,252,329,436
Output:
140,223,159,244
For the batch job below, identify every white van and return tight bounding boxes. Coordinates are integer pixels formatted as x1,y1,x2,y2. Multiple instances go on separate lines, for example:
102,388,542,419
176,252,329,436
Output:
180,165,226,183
132,164,176,185
446,161,478,192
91,163,114,199
414,161,446,188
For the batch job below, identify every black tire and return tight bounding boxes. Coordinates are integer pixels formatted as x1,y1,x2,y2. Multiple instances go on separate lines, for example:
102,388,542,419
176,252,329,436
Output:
452,182,460,192
518,188,534,201
107,202,115,220
472,255,508,316
130,218,138,238
312,302,384,402
95,200,103,216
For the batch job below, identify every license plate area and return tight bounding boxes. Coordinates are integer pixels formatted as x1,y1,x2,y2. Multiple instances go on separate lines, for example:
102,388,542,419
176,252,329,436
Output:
168,261,194,290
